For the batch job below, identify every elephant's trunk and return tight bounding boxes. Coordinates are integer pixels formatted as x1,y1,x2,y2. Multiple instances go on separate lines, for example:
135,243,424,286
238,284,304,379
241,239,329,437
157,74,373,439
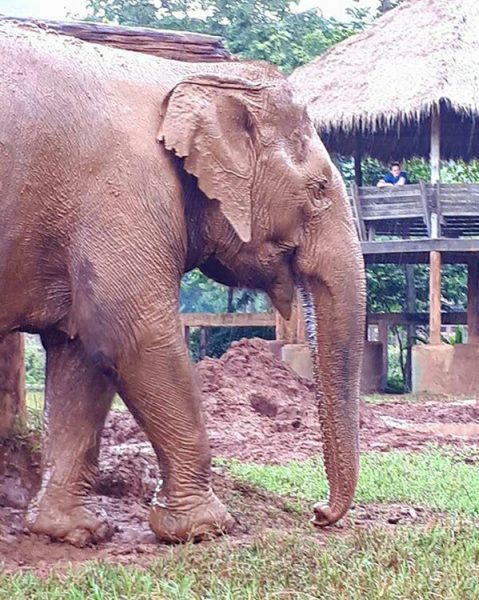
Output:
297,234,366,526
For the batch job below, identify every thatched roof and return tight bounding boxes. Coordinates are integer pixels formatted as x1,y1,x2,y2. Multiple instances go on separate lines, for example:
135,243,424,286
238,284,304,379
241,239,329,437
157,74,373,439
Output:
290,0,479,161
0,16,232,63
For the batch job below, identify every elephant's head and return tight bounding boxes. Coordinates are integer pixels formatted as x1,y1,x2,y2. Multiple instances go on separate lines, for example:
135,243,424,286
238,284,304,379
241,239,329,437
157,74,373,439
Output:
158,68,366,527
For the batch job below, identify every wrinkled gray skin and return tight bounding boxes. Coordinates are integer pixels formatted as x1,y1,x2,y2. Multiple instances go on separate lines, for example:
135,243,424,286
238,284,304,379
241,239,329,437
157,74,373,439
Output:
0,23,366,545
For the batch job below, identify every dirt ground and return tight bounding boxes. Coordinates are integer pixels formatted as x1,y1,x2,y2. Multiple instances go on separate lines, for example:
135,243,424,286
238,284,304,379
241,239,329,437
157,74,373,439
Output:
1,338,477,571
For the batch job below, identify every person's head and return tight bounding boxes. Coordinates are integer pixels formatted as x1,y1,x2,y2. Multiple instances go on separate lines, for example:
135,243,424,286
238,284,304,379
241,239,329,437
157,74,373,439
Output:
389,161,401,177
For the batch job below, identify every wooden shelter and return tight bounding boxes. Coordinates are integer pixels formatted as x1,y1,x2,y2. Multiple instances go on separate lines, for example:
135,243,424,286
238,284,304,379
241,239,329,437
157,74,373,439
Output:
290,0,479,393
291,0,479,168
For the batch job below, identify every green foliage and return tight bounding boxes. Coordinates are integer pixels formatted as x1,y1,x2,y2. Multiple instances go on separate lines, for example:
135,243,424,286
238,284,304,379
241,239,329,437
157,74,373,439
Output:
24,335,45,387
181,271,274,359
85,0,369,72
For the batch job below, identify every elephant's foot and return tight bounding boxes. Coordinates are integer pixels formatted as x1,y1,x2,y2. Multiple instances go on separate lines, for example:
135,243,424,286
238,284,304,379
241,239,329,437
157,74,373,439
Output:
26,494,113,547
149,490,235,543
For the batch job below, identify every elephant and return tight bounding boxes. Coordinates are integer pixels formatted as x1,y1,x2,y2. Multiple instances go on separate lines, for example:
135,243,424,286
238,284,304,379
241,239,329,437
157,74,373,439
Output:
0,21,366,546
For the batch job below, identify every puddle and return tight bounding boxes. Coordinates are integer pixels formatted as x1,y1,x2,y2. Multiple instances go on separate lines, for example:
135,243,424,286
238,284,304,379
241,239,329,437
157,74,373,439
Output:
380,416,479,438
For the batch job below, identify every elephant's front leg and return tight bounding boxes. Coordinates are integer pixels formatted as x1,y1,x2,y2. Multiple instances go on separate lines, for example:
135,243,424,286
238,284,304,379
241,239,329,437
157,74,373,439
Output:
117,326,234,542
26,332,115,546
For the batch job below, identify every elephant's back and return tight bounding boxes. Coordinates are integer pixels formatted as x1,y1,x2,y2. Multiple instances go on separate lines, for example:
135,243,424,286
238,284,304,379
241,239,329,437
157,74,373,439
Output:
0,21,177,101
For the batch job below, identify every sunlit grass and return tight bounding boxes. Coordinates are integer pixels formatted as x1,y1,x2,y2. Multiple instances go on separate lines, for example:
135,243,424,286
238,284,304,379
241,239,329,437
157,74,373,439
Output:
26,391,126,414
224,447,479,517
1,524,478,599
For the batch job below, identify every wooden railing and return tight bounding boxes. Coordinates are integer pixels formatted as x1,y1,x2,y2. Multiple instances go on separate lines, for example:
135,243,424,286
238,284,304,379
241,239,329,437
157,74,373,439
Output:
350,183,479,240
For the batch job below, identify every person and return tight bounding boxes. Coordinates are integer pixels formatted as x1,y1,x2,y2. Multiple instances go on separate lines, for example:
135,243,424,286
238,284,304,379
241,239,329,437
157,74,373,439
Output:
377,161,408,187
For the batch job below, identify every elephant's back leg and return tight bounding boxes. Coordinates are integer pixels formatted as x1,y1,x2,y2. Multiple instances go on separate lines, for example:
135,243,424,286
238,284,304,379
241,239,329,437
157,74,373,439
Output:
0,332,25,438
110,316,235,543
26,331,115,546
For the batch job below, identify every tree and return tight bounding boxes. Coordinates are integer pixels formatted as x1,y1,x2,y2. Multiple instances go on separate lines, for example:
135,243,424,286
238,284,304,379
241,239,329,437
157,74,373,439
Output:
85,0,366,72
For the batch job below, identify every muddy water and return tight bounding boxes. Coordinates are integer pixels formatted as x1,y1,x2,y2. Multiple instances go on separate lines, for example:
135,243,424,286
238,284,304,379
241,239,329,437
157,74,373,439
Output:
381,416,479,438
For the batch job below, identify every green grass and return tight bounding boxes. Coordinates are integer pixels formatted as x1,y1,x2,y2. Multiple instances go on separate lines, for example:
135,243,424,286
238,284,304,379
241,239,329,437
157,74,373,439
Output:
224,447,479,516
1,525,479,599
26,391,126,415
7,398,478,597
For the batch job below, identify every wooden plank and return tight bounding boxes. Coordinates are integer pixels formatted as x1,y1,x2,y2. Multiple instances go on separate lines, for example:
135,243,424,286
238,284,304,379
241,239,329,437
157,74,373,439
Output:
419,181,432,237
1,16,232,62
354,132,363,187
467,260,479,343
350,183,367,241
362,239,479,255
367,312,467,326
429,251,442,344
181,312,275,328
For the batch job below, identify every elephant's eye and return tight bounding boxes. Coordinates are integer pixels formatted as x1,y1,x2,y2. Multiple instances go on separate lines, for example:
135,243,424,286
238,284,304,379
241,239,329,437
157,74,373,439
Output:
315,180,327,195
308,178,328,203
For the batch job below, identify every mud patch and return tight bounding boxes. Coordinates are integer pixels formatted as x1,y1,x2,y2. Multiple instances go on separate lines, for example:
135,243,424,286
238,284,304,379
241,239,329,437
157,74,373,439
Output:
1,338,478,571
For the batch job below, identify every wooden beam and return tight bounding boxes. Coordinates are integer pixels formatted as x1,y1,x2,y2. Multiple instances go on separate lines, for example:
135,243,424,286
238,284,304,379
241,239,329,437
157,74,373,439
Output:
419,180,432,237
354,132,363,187
0,16,232,62
367,312,467,326
429,251,442,344
350,183,367,241
362,238,479,256
181,312,275,328
0,333,26,438
467,260,479,343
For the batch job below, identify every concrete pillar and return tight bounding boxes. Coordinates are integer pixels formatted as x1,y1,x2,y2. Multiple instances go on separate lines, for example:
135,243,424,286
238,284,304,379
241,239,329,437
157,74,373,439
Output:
275,292,305,344
467,260,479,343
282,340,384,394
0,333,26,438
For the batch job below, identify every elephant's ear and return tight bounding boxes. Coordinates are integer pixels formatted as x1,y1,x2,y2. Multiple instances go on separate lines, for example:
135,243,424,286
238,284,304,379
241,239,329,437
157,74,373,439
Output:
158,75,264,243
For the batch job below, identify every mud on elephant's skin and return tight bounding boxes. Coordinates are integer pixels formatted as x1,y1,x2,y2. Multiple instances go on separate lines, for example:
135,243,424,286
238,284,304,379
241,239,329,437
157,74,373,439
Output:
0,22,365,545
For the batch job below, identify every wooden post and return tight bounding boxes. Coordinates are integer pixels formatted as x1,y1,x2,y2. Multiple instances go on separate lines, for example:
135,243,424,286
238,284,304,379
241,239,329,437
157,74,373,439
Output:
199,327,208,359
350,183,367,241
354,132,363,187
429,251,442,344
430,104,441,185
378,320,389,391
428,104,442,346
0,333,26,438
405,265,416,391
467,260,479,343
